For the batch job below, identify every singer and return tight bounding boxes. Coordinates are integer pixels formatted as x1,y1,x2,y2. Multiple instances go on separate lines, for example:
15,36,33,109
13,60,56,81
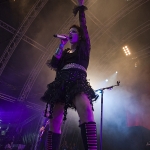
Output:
41,0,98,149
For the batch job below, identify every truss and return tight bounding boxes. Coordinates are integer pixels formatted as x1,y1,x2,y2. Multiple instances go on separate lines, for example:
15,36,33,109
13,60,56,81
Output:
90,0,150,72
0,20,46,52
0,92,17,102
0,0,49,76
90,0,149,45
0,92,44,111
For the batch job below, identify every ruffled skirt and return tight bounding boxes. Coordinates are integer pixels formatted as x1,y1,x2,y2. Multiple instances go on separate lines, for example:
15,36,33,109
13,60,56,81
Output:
41,68,97,121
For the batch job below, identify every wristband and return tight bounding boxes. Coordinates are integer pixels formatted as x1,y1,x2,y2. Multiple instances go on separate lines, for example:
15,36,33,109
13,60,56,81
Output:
59,44,64,49
55,48,63,58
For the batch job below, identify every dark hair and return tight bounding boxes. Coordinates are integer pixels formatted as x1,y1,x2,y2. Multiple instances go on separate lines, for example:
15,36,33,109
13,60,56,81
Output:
69,24,84,40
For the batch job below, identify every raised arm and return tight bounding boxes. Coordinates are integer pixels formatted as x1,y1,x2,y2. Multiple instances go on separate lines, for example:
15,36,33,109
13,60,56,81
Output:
73,0,91,51
79,6,91,50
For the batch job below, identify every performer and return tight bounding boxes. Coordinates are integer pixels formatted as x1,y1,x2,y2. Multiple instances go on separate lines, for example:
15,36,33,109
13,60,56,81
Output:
41,0,98,149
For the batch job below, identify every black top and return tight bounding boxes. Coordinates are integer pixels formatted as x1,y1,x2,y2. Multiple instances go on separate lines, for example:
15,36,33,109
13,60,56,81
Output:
49,5,90,71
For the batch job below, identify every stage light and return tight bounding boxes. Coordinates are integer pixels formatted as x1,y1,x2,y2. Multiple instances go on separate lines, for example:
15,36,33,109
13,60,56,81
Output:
135,62,138,67
123,46,131,56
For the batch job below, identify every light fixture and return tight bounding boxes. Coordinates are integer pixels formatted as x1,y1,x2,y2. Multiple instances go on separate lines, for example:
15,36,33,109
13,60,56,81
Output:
123,46,131,56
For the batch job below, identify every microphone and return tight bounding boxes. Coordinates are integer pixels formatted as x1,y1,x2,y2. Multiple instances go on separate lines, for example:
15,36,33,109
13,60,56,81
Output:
53,34,68,40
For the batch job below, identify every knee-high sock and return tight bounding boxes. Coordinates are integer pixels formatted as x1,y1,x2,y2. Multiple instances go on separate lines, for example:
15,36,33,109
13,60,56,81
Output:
80,122,98,150
47,131,61,150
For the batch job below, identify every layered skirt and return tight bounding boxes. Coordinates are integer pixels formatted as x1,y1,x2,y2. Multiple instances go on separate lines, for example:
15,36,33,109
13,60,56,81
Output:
41,68,97,121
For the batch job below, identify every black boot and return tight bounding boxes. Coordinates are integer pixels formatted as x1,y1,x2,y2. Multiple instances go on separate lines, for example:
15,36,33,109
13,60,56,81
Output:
47,131,61,150
80,122,98,150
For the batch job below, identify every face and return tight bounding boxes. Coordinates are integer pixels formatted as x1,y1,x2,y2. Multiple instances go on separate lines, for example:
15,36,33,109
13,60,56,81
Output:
69,27,79,44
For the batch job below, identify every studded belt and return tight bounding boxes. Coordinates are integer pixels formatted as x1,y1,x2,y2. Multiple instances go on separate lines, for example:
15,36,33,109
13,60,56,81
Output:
62,63,87,72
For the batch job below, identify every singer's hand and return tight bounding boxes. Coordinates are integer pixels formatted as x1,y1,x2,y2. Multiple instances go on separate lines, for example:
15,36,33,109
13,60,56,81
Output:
60,35,68,45
77,0,84,6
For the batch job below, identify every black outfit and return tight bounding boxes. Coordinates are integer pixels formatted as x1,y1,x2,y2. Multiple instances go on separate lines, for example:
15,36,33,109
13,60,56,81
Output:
41,5,97,121
41,5,98,150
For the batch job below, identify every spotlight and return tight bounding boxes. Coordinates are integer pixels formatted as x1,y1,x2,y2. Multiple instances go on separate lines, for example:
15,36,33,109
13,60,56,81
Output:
116,71,118,73
105,79,108,82
123,46,131,56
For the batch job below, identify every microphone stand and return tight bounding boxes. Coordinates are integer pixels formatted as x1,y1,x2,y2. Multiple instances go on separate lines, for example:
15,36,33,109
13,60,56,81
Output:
95,81,120,150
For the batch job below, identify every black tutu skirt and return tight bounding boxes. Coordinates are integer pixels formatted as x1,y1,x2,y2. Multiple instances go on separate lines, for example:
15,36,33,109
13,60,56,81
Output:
41,68,98,121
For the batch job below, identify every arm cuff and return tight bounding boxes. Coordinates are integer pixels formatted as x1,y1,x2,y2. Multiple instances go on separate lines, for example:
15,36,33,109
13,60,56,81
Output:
73,5,87,16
